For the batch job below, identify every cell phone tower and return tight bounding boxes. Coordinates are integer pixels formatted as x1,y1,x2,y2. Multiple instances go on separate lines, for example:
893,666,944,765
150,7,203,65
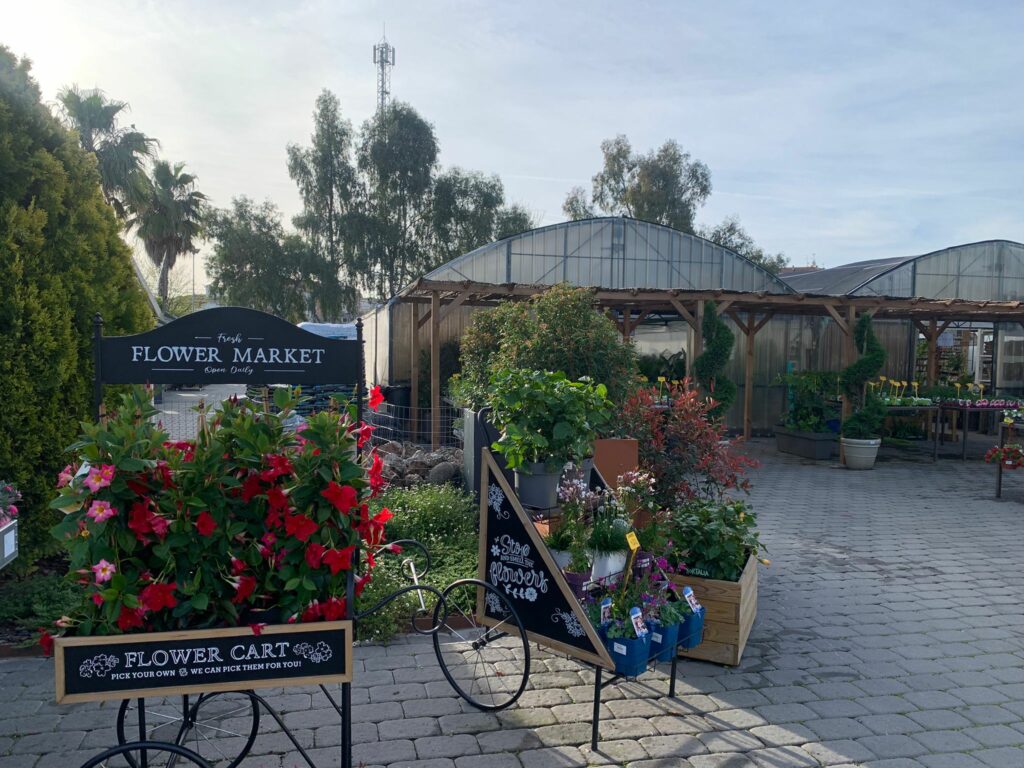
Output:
373,33,395,115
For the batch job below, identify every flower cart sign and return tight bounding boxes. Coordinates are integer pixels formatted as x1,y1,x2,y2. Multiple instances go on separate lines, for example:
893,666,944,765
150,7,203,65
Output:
477,450,613,669
55,621,352,704
0,519,16,570
97,307,362,386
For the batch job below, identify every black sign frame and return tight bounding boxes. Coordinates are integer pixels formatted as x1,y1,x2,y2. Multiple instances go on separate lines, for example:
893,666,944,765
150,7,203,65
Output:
55,621,353,704
477,450,613,669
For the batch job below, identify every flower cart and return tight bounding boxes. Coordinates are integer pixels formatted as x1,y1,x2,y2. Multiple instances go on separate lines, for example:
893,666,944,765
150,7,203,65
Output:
53,308,530,768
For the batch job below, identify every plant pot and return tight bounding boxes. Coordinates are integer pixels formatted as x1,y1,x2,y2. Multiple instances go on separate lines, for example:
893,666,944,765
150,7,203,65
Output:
514,463,560,509
632,550,654,580
649,621,680,662
668,555,757,666
593,438,639,489
563,570,591,601
678,607,706,650
841,437,881,470
580,456,595,486
549,549,572,570
590,550,628,581
774,426,837,460
605,632,652,677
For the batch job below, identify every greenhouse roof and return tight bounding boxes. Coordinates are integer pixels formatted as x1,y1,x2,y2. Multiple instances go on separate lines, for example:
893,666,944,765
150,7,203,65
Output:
420,216,794,294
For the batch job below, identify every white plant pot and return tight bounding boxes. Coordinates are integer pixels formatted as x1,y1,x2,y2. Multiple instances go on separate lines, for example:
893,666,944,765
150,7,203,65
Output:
590,550,628,580
548,549,572,570
841,437,881,470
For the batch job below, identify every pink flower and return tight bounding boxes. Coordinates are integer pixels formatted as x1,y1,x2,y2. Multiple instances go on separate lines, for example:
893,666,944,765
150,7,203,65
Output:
86,500,117,523
92,559,116,584
84,464,116,492
57,465,75,487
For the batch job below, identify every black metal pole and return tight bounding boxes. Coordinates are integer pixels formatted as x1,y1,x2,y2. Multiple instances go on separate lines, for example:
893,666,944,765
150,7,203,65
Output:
669,651,678,698
591,667,602,749
92,313,104,421
137,697,148,768
342,549,357,768
356,317,365,454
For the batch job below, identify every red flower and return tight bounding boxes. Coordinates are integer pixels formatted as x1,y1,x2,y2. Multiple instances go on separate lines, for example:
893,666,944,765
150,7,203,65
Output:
357,422,375,449
38,630,54,657
368,385,384,411
140,582,178,613
242,473,264,502
305,542,325,569
360,508,393,547
232,575,257,604
322,597,346,621
284,513,318,543
322,545,356,574
267,486,289,511
128,502,153,541
321,482,358,514
368,452,385,496
117,606,145,631
249,623,266,636
355,573,372,597
150,514,169,537
195,511,217,537
91,593,104,607
301,601,322,622
260,453,295,482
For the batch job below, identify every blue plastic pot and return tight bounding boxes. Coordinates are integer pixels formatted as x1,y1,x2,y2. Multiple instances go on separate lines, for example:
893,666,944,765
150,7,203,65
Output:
678,607,706,650
606,632,652,677
649,621,681,661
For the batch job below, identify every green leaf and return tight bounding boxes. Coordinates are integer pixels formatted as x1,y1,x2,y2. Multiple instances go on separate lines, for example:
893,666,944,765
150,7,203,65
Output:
191,593,209,611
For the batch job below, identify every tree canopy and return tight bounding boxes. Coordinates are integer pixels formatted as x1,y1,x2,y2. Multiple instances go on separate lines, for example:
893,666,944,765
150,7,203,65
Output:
699,216,788,274
0,47,152,566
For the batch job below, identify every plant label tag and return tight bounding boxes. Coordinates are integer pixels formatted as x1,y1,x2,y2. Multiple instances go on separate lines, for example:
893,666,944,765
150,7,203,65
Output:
651,632,662,643
625,531,640,552
600,598,612,624
613,642,626,655
683,586,702,613
630,606,647,637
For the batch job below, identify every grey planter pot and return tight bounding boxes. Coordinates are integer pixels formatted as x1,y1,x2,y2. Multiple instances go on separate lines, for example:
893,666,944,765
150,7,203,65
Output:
775,426,838,460
514,462,560,509
462,407,512,499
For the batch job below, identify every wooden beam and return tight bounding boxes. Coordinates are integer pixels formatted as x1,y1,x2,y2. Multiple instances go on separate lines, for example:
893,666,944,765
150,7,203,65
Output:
927,318,938,386
840,305,857,465
715,299,735,316
694,301,705,359
742,313,755,441
410,303,420,444
417,308,432,330
431,291,441,450
753,311,775,335
824,304,849,335
436,290,472,326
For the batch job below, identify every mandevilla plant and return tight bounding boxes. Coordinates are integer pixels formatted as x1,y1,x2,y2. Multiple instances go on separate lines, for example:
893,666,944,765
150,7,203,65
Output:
44,385,390,644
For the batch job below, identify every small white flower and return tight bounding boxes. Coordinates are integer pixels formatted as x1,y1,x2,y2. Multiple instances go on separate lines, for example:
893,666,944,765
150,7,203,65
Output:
524,587,538,602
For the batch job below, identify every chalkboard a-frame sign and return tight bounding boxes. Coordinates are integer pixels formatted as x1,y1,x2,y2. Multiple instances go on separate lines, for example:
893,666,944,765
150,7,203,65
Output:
54,621,353,704
477,450,613,669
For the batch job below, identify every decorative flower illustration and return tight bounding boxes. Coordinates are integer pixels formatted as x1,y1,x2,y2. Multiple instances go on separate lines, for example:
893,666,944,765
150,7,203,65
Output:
490,544,501,558
552,609,585,638
293,641,333,664
79,653,119,678
488,485,508,518
523,586,538,602
485,592,507,615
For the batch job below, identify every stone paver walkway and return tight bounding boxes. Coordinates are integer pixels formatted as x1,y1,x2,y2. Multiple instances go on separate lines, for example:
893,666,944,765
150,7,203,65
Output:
4,442,1024,767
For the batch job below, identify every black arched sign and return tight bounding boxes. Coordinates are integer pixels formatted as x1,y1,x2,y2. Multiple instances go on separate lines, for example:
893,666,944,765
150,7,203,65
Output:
477,450,613,669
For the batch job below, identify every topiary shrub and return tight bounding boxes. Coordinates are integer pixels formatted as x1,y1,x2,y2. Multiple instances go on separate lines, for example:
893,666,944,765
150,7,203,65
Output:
840,315,887,439
451,283,638,409
693,301,736,419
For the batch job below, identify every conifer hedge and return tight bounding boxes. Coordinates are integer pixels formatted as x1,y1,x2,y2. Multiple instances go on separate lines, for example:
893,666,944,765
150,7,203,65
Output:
0,48,152,570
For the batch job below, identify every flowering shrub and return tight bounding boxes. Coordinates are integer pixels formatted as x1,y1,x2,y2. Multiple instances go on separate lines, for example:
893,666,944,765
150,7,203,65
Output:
44,385,388,643
667,499,765,582
620,380,757,507
0,481,21,527
985,443,1024,469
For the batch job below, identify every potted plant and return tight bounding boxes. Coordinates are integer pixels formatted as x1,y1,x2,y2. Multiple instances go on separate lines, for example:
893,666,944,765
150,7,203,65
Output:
665,499,767,665
839,315,887,470
603,618,652,677
587,505,630,581
775,370,840,459
650,597,688,661
487,368,612,509
543,524,575,570
562,545,592,600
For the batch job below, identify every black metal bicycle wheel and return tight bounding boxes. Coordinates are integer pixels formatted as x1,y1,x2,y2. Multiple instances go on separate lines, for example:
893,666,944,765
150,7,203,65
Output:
432,579,530,711
115,692,259,768
80,740,213,768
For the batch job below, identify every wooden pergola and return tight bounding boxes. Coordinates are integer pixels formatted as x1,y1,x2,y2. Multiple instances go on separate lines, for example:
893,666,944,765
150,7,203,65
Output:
398,278,1024,447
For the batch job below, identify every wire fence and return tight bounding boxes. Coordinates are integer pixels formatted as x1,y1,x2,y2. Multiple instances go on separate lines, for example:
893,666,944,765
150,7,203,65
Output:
367,401,463,449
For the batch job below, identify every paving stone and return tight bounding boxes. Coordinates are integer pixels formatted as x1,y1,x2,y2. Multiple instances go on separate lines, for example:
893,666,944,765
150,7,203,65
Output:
582,738,648,763
437,713,501,735
638,735,709,758
401,698,462,719
972,748,1024,768
753,703,819,723
748,723,816,747
389,760,455,768
918,755,988,768
477,728,544,753
747,746,819,767
858,714,925,735
800,739,877,765
455,754,520,768
963,724,1024,747
906,709,972,730
855,734,928,758
352,739,417,766
377,716,441,740
518,746,588,767
414,734,479,759
807,717,874,740
689,754,757,768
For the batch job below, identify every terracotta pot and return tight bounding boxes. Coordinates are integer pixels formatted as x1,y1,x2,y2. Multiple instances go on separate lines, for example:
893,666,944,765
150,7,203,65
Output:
593,438,639,489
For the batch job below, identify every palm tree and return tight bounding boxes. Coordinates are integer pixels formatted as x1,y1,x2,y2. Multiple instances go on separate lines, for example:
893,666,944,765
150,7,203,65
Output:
131,161,207,305
57,85,158,218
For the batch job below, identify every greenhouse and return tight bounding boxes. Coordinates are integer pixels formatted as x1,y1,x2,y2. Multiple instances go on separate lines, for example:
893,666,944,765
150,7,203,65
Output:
361,219,1024,445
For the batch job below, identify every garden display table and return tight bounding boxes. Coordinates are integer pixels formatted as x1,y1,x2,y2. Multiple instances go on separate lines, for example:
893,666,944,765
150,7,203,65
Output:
940,403,1001,461
885,405,939,462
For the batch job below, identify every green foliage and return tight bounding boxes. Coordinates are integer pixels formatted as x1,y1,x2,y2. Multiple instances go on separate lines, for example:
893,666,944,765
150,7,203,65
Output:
781,370,840,432
0,573,78,634
206,196,349,322
698,216,789,274
487,369,613,469
637,350,686,383
452,284,639,409
378,484,477,548
417,340,462,408
0,48,152,572
840,315,887,439
693,301,736,418
668,499,762,582
562,135,712,234
586,514,629,553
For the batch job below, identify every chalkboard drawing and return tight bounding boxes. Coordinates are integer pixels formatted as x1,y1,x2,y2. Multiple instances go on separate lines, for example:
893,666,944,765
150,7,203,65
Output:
79,653,119,678
293,641,333,663
552,609,586,638
489,485,509,519
477,449,614,669
485,591,509,615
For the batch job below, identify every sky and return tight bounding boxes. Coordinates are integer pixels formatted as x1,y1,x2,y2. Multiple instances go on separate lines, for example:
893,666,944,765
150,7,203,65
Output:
5,0,1024,288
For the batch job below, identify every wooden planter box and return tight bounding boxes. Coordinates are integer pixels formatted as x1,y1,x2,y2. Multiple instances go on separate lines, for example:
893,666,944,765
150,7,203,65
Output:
774,426,837,460
669,554,757,666
54,621,352,703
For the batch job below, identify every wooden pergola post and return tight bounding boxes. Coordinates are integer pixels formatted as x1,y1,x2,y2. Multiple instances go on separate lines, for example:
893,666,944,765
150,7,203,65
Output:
410,303,420,443
430,291,441,449
728,310,774,440
694,301,705,359
912,318,953,387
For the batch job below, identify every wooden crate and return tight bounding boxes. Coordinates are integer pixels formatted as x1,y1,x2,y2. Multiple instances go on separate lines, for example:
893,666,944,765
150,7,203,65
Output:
669,554,757,666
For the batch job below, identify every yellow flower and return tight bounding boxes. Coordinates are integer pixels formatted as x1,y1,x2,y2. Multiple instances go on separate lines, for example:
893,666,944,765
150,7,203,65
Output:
760,558,771,566
879,375,887,382
657,376,667,383
80,528,90,538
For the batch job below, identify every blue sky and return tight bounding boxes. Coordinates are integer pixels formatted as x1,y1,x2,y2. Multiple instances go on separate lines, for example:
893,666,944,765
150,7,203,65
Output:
6,0,1023,280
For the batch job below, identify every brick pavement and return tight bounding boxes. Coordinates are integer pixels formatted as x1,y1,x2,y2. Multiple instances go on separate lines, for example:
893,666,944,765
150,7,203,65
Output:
3,441,1024,767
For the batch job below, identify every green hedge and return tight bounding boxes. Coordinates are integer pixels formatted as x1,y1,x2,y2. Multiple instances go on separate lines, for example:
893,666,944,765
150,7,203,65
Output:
0,48,152,572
